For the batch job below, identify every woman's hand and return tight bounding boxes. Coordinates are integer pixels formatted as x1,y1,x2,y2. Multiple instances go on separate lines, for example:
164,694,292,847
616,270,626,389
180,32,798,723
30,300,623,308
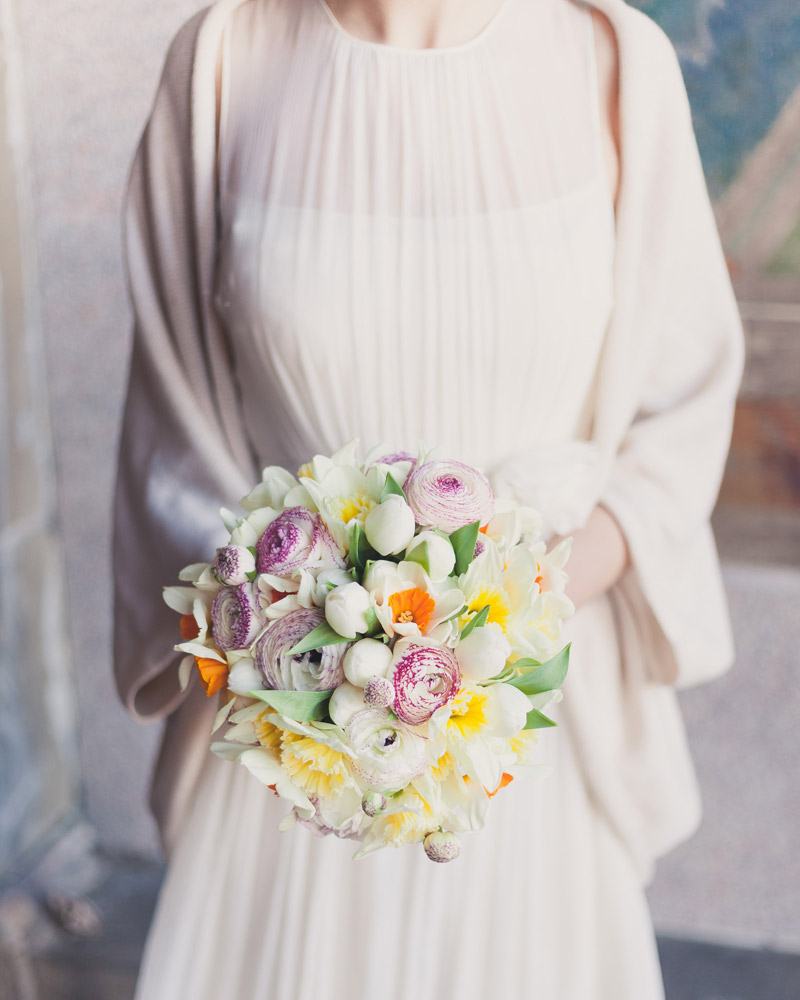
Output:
550,505,630,610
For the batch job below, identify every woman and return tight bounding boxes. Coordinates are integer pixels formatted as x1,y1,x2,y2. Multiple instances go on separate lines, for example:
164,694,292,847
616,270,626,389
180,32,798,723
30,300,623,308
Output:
114,0,744,996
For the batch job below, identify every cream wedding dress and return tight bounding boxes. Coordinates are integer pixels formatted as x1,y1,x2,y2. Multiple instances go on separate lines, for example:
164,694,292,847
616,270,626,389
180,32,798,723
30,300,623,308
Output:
134,0,666,996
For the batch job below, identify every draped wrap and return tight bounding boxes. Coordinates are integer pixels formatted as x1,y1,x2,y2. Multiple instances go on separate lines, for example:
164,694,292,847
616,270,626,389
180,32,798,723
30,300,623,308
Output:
114,0,743,869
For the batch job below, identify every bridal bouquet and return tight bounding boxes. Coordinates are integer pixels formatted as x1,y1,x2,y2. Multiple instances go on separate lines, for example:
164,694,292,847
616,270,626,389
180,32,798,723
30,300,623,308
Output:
164,442,573,862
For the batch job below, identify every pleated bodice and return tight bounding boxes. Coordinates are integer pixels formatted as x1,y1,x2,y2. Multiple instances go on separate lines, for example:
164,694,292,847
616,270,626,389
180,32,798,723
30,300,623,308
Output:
214,0,615,474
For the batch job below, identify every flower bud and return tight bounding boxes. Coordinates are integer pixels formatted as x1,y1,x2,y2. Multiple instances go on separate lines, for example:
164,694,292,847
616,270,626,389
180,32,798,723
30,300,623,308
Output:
405,531,456,580
325,582,372,639
364,676,394,708
344,638,392,687
328,682,368,728
423,830,461,863
364,495,417,556
213,545,256,586
361,791,387,817
455,622,511,682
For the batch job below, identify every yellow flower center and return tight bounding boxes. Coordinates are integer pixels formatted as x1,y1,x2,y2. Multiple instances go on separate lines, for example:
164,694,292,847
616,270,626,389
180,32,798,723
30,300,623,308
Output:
254,715,283,753
335,492,376,525
297,462,314,479
381,792,435,847
461,587,512,633
430,751,455,781
280,732,353,798
389,587,435,632
446,687,490,744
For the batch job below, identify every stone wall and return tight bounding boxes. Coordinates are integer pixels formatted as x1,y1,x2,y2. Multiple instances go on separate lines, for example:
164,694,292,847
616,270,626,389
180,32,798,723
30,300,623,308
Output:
12,0,207,858
0,0,78,873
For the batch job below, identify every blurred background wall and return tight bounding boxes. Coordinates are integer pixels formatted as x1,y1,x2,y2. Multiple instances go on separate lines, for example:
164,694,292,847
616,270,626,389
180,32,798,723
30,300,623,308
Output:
1,0,799,958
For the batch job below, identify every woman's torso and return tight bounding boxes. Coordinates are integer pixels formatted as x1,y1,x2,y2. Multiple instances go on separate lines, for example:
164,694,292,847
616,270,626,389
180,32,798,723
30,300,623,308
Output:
213,0,616,475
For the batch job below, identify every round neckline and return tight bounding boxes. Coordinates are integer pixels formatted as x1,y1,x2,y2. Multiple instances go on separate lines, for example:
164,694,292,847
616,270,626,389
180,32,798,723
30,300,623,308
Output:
313,0,515,55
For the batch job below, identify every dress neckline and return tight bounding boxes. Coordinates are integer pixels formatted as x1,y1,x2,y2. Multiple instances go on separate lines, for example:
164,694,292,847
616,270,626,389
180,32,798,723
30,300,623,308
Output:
312,0,516,56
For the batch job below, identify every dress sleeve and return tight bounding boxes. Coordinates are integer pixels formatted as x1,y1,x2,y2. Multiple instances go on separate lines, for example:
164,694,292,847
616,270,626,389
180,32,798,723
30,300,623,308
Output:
596,15,745,689
113,12,256,722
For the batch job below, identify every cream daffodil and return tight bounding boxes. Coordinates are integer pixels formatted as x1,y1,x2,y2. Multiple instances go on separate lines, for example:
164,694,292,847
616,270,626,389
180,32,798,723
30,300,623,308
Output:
363,560,465,642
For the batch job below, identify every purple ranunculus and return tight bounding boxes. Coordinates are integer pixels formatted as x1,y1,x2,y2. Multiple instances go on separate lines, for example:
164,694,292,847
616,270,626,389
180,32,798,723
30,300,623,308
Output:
212,544,256,586
210,582,265,652
255,507,345,577
404,460,495,533
254,608,347,691
389,639,461,726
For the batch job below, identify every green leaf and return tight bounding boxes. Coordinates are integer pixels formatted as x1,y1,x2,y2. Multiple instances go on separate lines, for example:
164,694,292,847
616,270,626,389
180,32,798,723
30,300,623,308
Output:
405,540,431,575
450,521,480,576
443,603,468,625
509,645,570,695
288,621,352,655
380,471,407,502
460,604,490,640
249,688,334,722
363,606,381,636
524,708,557,730
350,522,379,574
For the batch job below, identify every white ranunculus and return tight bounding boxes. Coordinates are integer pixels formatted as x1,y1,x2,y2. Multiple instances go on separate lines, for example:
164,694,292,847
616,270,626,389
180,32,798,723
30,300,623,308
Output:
325,582,372,639
455,622,512,682
364,495,417,556
328,682,369,727
405,530,456,580
345,708,428,790
343,637,393,687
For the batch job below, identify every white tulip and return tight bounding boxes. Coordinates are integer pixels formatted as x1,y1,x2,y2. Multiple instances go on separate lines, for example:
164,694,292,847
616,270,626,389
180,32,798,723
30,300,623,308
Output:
328,682,369,727
455,622,511,682
405,530,456,580
343,637,393,687
364,495,417,556
361,560,399,598
325,582,371,639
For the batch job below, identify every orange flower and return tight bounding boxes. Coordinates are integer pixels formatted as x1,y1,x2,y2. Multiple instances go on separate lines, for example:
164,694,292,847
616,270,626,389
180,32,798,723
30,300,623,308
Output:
180,614,200,640
194,657,228,697
388,587,435,633
486,772,514,798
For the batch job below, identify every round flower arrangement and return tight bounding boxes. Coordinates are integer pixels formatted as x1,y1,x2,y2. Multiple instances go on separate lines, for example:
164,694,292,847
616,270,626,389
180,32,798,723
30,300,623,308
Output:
164,442,573,861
